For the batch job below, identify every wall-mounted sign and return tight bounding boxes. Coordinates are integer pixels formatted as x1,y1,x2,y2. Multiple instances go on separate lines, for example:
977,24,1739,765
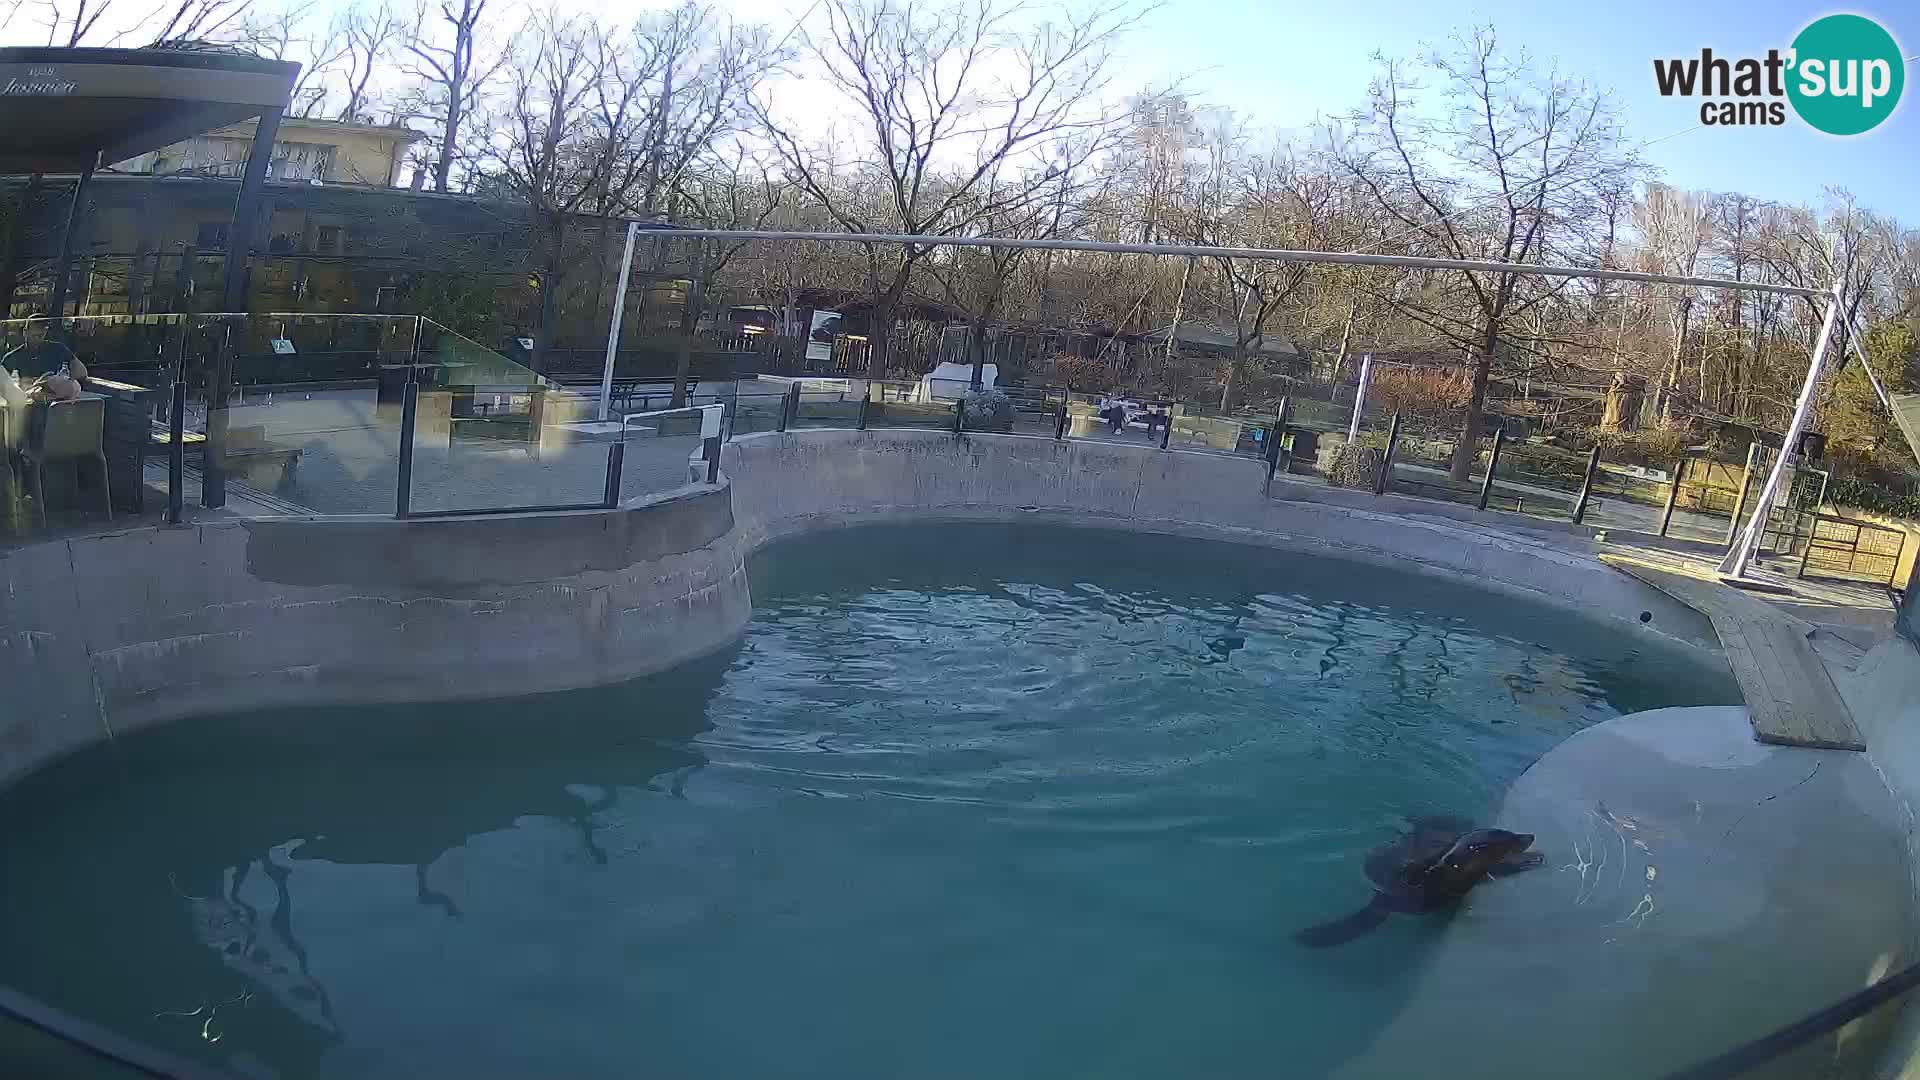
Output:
269,338,296,355
0,66,79,97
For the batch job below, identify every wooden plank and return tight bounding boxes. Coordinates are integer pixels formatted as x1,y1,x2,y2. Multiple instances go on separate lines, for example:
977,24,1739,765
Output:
1601,555,1865,751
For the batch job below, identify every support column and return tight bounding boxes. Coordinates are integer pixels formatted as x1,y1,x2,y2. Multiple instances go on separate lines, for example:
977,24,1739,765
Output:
205,107,283,509
45,158,96,331
1720,277,1844,580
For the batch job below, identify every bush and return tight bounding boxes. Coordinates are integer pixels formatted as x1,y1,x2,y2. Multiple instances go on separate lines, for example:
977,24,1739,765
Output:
1583,426,1690,467
1828,475,1920,518
1327,443,1384,489
961,389,1014,431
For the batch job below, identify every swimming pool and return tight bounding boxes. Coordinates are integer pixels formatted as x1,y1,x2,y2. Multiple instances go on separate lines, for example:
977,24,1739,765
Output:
0,523,1740,1078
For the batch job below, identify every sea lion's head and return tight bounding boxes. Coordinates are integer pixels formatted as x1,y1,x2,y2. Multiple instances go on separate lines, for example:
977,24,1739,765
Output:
1432,828,1535,884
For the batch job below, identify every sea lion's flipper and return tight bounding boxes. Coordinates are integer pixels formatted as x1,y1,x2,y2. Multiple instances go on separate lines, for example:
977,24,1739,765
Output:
1488,850,1546,877
1294,895,1395,948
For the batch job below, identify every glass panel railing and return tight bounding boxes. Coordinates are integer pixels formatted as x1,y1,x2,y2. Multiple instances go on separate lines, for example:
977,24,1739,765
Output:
618,405,721,503
183,314,420,516
866,379,956,429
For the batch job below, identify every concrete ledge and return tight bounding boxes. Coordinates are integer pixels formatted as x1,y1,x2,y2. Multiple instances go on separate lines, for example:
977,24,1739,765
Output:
0,483,751,791
721,429,1721,654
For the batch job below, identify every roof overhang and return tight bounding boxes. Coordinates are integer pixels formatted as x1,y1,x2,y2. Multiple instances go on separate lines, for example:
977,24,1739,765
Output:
0,47,298,174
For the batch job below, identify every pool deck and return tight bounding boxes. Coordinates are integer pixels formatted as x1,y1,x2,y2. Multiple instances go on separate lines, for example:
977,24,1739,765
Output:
1601,552,1868,751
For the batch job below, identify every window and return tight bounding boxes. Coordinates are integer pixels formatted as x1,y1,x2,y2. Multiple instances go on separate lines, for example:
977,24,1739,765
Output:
195,222,229,251
315,225,342,254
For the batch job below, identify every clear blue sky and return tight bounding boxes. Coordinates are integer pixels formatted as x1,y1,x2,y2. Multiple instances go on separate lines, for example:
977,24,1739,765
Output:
1120,0,1918,220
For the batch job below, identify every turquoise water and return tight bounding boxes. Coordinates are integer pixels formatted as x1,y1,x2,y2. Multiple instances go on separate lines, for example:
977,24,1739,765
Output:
0,524,1739,1078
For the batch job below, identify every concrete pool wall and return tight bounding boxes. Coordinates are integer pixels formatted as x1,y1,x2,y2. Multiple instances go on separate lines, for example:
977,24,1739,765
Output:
0,485,750,791
0,424,1779,792
3,424,1919,1075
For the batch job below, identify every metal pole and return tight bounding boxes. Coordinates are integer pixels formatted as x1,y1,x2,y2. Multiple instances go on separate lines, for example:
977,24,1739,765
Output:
1477,426,1506,512
45,157,95,331
602,441,625,508
1659,456,1685,536
858,389,872,430
1348,353,1373,442
1725,442,1761,548
166,379,185,525
656,229,1820,298
598,220,639,422
395,381,417,518
1374,411,1402,495
952,395,965,436
1273,396,1292,475
1159,406,1173,450
1054,401,1068,440
202,321,232,508
703,435,722,484
1571,445,1602,524
1722,277,1845,579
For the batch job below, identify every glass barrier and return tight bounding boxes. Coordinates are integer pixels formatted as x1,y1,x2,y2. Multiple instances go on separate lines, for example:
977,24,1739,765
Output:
866,379,955,429
618,405,718,503
183,314,421,516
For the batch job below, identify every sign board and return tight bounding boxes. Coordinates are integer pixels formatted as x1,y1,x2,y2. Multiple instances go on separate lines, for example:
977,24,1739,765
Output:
269,338,296,355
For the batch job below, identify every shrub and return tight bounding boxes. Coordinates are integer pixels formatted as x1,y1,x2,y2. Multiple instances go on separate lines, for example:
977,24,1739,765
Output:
961,389,1014,431
1828,475,1920,518
1327,443,1384,489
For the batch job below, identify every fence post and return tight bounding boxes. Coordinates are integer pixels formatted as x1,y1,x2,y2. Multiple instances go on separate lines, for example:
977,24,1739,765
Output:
1725,442,1761,549
1373,411,1402,495
1159,406,1173,450
777,383,797,432
1054,401,1069,440
166,379,186,525
1658,457,1686,536
602,440,625,508
1476,427,1506,512
395,380,417,518
704,435,722,484
1273,396,1292,474
857,386,871,430
952,396,966,436
1571,444,1602,524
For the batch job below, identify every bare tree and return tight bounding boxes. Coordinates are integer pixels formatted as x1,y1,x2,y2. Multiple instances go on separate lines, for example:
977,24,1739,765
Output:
337,1,401,122
1634,185,1715,422
403,0,507,192
1330,27,1638,479
238,1,346,117
755,0,1139,379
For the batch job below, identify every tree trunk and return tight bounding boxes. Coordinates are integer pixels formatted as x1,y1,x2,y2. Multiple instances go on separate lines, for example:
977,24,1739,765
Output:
1449,344,1493,482
672,245,706,408
867,278,908,381
1220,346,1246,412
1331,300,1356,382
433,89,462,193
968,320,987,390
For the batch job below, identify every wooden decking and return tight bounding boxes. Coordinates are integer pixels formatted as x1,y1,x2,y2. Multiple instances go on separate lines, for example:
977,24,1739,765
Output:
1603,555,1866,751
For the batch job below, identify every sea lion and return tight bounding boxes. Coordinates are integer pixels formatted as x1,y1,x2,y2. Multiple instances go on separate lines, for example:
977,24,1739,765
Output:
1294,816,1543,947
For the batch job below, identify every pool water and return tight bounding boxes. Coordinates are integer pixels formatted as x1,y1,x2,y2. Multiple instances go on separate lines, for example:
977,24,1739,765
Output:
0,524,1740,1078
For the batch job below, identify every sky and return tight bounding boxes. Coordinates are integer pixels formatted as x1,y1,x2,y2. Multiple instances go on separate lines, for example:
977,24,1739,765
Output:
727,0,1918,219
1106,0,1919,219
5,0,1911,219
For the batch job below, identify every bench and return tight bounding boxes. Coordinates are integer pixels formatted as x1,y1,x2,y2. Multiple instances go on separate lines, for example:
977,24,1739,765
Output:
551,377,698,414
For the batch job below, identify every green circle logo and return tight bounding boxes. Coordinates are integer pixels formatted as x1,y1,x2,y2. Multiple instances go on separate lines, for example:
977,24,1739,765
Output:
1787,14,1904,135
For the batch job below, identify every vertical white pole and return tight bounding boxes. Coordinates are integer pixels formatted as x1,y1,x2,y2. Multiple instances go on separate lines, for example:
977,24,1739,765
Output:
1348,352,1373,443
1719,278,1844,580
599,220,640,422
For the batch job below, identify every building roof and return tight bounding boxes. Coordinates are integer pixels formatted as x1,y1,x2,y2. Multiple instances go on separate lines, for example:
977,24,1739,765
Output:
0,46,298,174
